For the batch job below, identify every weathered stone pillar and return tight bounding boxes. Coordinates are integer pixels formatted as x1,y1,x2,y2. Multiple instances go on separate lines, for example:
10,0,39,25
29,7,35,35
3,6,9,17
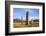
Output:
26,11,28,25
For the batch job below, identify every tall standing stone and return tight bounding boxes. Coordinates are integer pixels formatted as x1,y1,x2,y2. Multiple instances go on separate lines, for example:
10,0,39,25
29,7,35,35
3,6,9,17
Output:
26,11,28,25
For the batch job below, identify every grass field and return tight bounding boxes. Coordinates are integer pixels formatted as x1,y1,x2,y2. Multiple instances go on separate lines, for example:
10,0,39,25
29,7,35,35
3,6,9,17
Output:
13,22,39,28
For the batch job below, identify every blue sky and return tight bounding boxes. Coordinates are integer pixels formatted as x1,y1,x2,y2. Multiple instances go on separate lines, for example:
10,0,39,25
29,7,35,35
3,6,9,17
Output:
13,8,39,20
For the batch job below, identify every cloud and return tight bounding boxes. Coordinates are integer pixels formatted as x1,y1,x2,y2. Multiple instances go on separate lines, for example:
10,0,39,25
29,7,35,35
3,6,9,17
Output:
29,16,39,21
22,17,26,20
22,16,39,21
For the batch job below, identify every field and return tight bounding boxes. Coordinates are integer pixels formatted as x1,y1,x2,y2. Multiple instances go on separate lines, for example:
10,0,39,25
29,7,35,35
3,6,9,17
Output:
13,21,39,28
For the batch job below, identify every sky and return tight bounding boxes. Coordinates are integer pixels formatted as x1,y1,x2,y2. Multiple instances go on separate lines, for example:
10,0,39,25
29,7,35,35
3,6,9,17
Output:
13,8,39,21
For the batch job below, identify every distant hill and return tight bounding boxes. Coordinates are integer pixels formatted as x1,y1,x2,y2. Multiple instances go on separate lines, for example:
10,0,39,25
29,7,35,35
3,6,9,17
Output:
13,19,26,22
13,19,39,22
33,19,39,22
29,19,39,22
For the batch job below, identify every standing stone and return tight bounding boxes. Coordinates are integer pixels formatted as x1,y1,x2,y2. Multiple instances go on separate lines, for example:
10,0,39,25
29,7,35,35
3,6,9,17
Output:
26,11,28,25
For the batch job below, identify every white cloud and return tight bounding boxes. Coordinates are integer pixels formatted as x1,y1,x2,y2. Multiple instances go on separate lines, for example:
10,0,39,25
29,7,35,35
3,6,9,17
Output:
22,16,39,21
29,16,39,21
20,16,26,20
